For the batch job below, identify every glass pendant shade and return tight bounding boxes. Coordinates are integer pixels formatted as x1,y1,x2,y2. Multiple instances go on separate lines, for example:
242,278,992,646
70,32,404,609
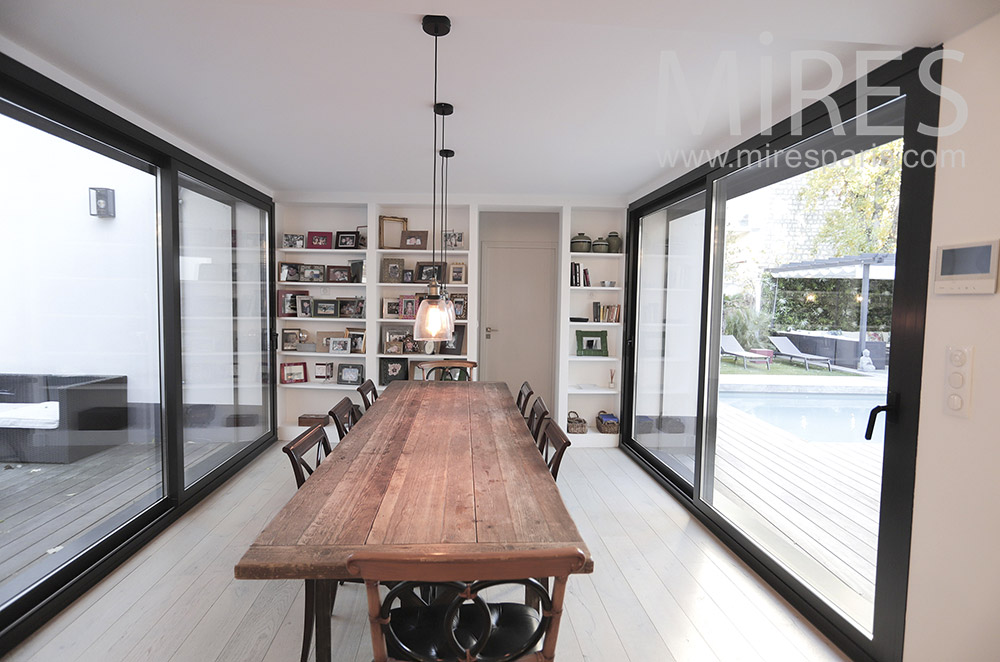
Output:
414,293,455,341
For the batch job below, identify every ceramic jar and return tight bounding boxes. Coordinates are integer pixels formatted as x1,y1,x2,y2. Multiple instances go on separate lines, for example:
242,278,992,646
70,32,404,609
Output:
570,232,592,252
592,236,610,253
607,231,623,253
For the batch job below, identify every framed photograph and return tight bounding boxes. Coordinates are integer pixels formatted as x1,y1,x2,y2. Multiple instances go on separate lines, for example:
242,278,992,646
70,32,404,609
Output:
384,340,404,355
296,295,314,318
306,231,332,249
280,362,307,384
327,337,351,354
356,225,368,248
448,262,467,284
415,261,446,283
380,257,404,283
575,329,609,357
443,230,464,249
278,289,308,317
281,328,301,351
379,215,408,249
400,230,429,250
337,297,364,318
326,265,351,282
382,297,401,318
314,362,335,380
349,260,365,283
398,295,418,320
335,231,359,249
451,293,468,320
279,262,301,282
402,269,414,283
439,324,467,355
337,363,365,385
300,264,326,282
346,327,366,353
314,299,340,318
282,233,305,249
379,357,409,385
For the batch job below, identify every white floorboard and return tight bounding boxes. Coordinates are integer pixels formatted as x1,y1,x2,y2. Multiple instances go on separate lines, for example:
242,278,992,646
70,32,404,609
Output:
7,444,851,662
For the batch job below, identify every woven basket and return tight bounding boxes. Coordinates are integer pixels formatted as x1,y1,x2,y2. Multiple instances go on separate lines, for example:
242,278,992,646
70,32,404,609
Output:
566,411,587,434
596,410,619,434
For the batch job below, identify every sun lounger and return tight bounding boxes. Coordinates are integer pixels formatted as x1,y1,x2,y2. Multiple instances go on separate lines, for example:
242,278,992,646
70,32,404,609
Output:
720,335,771,369
768,336,833,371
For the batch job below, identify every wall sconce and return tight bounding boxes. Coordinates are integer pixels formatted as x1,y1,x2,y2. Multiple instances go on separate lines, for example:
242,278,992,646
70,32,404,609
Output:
89,188,115,217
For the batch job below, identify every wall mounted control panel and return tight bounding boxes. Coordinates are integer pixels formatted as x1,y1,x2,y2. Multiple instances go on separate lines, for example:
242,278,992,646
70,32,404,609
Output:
933,239,999,294
944,345,973,417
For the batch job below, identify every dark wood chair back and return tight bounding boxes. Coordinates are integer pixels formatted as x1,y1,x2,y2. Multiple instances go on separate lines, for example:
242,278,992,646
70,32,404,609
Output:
329,396,361,441
357,379,379,410
538,422,572,482
526,396,549,445
417,360,478,381
282,424,333,489
347,547,587,662
515,381,533,417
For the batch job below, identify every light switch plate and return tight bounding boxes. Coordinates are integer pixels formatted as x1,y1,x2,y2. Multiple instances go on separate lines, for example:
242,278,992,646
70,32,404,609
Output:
944,345,973,417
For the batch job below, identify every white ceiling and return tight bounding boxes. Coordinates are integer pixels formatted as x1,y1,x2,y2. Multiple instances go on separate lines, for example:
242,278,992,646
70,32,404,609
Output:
2,0,999,201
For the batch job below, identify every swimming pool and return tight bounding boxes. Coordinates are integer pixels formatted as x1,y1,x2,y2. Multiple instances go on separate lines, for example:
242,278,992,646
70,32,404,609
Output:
718,392,886,444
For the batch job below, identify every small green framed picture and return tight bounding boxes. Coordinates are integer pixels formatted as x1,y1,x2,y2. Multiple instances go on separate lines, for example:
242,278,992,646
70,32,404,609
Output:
575,329,609,357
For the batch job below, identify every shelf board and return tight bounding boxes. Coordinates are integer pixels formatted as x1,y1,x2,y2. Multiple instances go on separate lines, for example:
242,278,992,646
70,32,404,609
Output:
279,382,362,390
568,385,620,395
378,282,468,288
377,318,467,324
278,317,365,323
570,286,623,292
566,429,619,448
377,249,469,256
276,281,365,287
569,321,622,327
279,248,366,256
376,354,467,360
278,351,361,357
569,356,621,362
570,252,625,259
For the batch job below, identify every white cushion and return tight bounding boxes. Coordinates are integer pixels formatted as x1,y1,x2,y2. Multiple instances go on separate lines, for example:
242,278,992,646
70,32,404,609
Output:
0,402,60,429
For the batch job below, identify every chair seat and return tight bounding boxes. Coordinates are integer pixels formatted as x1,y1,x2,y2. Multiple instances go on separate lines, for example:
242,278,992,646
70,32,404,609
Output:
388,603,542,661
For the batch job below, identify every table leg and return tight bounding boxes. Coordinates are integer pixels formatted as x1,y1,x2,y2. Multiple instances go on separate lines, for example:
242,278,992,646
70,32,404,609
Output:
314,579,336,662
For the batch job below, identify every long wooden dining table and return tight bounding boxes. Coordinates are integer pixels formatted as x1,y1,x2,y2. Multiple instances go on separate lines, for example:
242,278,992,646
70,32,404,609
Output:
235,380,593,661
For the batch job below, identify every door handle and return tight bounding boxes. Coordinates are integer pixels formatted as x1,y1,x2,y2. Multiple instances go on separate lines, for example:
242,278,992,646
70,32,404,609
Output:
865,392,898,440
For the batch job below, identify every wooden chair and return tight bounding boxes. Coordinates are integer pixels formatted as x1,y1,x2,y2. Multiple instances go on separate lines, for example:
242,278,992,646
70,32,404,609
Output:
329,396,362,441
346,547,588,662
537,422,572,482
357,379,379,410
416,360,478,381
516,381,534,418
526,396,549,446
281,425,338,662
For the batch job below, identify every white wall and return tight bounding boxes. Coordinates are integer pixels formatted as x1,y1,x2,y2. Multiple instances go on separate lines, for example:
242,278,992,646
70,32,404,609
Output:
905,12,1000,661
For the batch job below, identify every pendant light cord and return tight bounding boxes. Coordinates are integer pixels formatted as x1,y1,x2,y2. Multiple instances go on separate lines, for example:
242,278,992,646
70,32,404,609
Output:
431,34,439,270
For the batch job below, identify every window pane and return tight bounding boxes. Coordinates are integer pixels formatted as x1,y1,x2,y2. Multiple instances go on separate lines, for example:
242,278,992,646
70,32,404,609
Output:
0,110,163,603
179,175,271,487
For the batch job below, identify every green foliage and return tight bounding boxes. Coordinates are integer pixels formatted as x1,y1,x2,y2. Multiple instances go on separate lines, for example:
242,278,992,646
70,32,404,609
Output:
766,274,894,332
722,294,771,349
798,140,903,257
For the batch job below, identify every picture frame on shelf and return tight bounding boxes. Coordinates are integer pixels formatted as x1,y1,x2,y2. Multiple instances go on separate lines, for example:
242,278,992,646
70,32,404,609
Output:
383,327,412,353
451,293,468,320
314,299,340,318
349,260,365,283
382,297,401,318
280,362,307,384
279,262,301,281
299,264,326,282
398,295,417,320
281,328,300,351
378,215,408,249
438,324,466,355
306,231,332,249
379,357,409,385
448,262,467,284
384,340,404,355
282,233,305,249
346,327,366,353
316,331,340,352
335,231,360,249
443,230,464,249
380,257,404,283
337,297,364,319
327,338,351,354
278,289,308,317
402,269,414,283
400,230,429,250
575,329,609,356
415,261,446,283
356,225,368,248
296,295,314,318
337,363,365,385
326,265,351,282
314,362,335,380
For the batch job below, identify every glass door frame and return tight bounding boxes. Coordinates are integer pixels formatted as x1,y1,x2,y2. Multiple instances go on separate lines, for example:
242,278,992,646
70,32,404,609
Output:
621,48,941,662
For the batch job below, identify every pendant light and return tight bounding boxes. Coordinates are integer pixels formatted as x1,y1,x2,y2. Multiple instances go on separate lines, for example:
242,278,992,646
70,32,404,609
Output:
414,15,456,342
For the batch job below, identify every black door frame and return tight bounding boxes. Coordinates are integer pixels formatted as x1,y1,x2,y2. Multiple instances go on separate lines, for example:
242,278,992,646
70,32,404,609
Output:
620,48,941,662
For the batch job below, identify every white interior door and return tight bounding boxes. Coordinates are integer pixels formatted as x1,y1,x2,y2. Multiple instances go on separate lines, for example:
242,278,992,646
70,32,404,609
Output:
479,241,557,407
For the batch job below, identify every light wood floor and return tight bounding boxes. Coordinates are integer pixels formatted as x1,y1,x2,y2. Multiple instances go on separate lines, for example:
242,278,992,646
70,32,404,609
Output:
7,443,850,662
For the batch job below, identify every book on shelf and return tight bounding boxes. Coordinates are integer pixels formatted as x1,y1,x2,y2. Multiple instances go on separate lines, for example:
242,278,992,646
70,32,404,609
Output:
582,268,590,287
592,303,621,323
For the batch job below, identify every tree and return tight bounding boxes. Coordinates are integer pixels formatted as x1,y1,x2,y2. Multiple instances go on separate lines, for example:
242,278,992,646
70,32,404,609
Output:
798,139,903,257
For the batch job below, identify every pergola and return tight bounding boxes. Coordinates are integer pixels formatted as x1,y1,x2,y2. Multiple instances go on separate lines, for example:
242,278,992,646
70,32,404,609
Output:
767,253,895,356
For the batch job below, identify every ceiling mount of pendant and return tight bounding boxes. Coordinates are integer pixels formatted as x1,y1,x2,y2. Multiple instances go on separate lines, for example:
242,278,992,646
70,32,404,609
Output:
434,102,454,116
439,148,455,158
422,15,451,37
